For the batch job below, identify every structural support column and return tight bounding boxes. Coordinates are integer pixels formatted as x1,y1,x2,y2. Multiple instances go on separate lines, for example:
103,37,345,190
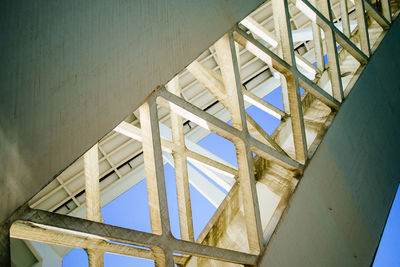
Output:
87,249,104,267
140,99,174,267
310,0,326,70
84,144,104,267
319,0,345,101
272,0,308,163
215,33,264,254
84,144,102,222
381,0,392,22
340,0,351,37
355,0,371,56
166,77,194,242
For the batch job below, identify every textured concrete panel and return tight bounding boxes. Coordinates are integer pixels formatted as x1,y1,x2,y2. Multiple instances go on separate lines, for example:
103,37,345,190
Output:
259,17,400,267
0,0,264,223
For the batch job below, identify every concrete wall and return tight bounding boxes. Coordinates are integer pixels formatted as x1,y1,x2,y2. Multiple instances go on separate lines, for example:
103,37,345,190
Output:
0,0,264,224
259,17,400,267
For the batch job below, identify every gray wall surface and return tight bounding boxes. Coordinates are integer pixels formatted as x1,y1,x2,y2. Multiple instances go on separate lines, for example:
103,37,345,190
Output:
0,0,264,224
259,17,400,267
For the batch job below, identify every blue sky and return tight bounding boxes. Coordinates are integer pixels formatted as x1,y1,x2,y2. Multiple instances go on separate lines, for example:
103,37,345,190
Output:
373,185,400,266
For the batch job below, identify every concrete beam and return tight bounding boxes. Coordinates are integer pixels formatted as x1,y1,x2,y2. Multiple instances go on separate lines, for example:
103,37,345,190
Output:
215,33,264,253
166,77,194,242
83,145,102,223
272,0,308,163
355,0,371,56
83,144,103,266
340,0,351,37
364,0,391,29
139,99,173,266
11,224,190,265
11,208,258,265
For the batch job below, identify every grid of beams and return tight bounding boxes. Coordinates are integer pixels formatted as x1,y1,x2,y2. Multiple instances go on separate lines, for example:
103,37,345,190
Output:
2,0,398,266
26,0,388,216
27,0,345,216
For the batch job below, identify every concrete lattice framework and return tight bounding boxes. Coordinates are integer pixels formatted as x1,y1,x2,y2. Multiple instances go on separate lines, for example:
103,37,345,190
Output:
1,0,398,266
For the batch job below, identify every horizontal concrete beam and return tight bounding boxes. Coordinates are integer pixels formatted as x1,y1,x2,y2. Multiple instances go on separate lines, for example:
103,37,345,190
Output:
16,208,258,265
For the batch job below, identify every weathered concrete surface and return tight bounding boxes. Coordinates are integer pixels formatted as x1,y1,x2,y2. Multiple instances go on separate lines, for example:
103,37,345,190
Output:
258,17,400,267
0,0,264,224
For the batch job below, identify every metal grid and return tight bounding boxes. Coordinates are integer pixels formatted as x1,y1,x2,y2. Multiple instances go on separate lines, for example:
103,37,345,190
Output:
3,0,398,265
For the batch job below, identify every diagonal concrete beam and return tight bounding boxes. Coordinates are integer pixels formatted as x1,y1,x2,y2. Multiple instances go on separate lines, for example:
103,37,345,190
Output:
364,0,391,29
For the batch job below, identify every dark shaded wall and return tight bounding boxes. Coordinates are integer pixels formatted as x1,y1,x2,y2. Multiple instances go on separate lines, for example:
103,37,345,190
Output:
259,17,400,267
0,0,264,223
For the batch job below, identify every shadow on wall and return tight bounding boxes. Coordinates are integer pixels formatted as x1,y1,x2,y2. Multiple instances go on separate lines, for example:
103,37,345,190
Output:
0,125,33,222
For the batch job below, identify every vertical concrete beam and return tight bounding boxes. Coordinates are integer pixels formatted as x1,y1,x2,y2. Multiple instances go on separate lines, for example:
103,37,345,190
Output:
355,0,371,56
139,99,174,266
319,0,345,101
87,249,103,267
167,77,194,242
272,0,308,163
83,144,103,267
381,0,392,22
84,144,102,223
272,23,291,113
215,33,264,254
340,0,351,37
